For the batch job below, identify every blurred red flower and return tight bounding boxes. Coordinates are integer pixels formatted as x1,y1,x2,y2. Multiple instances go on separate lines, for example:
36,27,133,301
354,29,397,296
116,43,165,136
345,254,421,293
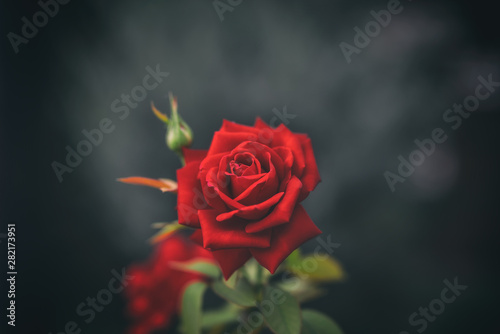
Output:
124,234,213,334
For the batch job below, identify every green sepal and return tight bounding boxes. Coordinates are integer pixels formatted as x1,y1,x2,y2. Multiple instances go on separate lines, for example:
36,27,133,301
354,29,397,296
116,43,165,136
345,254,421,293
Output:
260,286,301,334
201,304,240,329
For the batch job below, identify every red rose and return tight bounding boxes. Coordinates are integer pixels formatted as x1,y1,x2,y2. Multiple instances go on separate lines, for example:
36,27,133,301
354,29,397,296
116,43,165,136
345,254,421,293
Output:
124,234,213,334
177,118,322,279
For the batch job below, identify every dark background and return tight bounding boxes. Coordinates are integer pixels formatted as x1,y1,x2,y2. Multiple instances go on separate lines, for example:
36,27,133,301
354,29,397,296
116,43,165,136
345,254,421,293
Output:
1,0,499,333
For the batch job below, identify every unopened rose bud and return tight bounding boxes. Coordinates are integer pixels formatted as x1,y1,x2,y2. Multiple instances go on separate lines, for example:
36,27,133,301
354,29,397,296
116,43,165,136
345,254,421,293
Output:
166,94,193,154
151,93,193,164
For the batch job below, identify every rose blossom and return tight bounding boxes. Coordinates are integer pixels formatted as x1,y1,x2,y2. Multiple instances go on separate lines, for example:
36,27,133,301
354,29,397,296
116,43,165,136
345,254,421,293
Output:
176,118,322,279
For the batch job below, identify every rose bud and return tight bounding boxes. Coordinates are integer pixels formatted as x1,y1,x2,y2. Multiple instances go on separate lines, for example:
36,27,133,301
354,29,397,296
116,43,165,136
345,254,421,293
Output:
151,93,193,162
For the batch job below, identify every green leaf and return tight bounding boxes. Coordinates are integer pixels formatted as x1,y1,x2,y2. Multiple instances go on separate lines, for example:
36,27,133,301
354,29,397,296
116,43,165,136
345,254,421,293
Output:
201,305,240,328
235,277,257,298
172,260,221,279
181,282,207,334
301,310,344,334
207,324,229,334
289,255,345,283
286,249,302,267
212,279,257,307
261,286,301,334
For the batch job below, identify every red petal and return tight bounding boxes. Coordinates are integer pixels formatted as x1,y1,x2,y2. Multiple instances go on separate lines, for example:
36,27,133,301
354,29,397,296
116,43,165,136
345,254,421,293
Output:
228,173,265,198
271,125,305,177
190,229,204,246
207,132,257,156
201,166,230,212
176,162,207,227
211,248,252,280
227,142,285,202
251,205,322,273
222,119,261,134
199,152,227,171
232,153,279,206
199,153,232,211
296,135,321,201
198,210,271,249
272,147,294,192
245,176,303,233
230,141,285,180
182,148,208,164
254,117,272,130
216,192,284,221
190,228,250,280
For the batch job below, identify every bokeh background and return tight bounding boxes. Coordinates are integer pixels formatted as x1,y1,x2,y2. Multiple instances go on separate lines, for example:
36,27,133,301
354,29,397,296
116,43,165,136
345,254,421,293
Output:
1,0,499,333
